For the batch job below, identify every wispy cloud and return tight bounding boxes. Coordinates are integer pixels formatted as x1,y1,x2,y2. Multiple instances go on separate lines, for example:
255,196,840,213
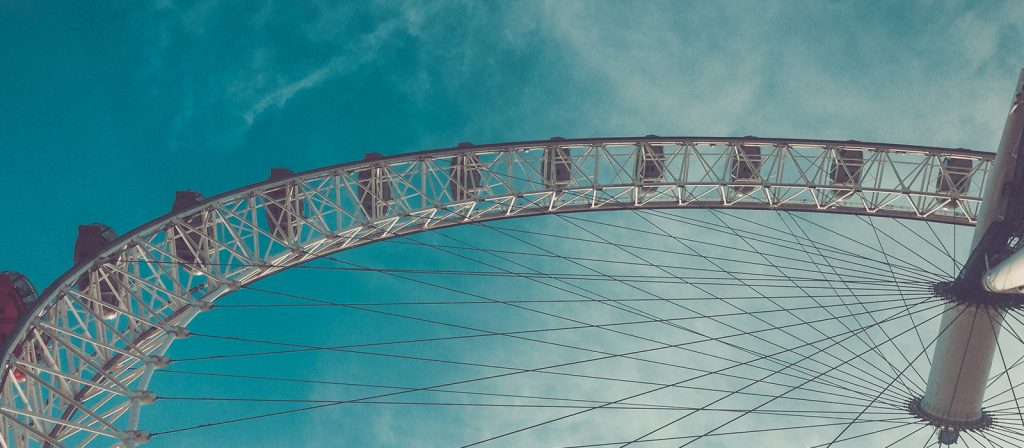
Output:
237,8,417,127
242,56,347,125
514,1,1023,151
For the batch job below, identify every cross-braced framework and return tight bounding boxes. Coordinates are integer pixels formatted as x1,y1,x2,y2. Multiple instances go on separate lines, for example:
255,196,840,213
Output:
0,137,995,446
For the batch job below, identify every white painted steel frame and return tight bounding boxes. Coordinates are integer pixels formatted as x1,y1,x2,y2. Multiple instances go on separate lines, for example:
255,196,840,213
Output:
0,137,996,447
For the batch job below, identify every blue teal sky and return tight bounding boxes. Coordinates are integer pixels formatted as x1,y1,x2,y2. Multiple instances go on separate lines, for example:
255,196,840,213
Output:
1,1,1023,447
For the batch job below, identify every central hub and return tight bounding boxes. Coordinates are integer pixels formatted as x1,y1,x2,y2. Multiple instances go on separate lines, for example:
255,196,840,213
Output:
907,396,994,445
932,280,1024,309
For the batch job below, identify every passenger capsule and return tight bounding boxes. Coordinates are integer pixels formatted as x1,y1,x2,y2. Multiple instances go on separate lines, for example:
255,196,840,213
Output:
265,168,305,243
73,224,122,320
936,158,973,210
830,149,864,198
450,153,483,201
635,144,666,185
0,272,36,344
357,153,393,220
543,146,572,188
729,145,762,193
0,271,37,382
170,191,213,275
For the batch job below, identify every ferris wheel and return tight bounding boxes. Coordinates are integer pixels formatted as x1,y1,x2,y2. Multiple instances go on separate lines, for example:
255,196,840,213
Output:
1,72,1023,447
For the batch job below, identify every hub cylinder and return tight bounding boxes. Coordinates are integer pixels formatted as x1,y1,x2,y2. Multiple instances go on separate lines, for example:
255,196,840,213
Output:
919,69,1024,425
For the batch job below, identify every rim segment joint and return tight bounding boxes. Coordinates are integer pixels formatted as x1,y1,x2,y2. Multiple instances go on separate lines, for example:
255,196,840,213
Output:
145,356,171,368
162,325,190,339
128,390,157,405
120,430,151,446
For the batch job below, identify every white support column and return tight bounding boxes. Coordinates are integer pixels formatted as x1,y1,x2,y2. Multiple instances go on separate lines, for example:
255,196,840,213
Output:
919,306,1003,424
919,69,1024,426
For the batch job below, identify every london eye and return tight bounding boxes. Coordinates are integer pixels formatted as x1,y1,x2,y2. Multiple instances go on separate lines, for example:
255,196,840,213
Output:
2,56,1023,447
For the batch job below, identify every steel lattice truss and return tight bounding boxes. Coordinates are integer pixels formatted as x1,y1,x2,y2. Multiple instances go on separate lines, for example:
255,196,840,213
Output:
0,137,996,447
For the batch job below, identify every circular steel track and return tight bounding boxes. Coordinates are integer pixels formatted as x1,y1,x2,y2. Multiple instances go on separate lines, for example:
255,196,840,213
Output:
0,136,996,446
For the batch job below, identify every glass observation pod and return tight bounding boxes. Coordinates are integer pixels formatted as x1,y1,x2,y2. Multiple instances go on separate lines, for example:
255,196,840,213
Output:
543,141,572,190
936,157,973,210
170,190,215,276
729,144,762,194
635,143,666,188
357,152,393,220
0,272,36,341
449,145,483,202
73,224,122,320
0,271,38,382
829,148,865,198
265,168,306,243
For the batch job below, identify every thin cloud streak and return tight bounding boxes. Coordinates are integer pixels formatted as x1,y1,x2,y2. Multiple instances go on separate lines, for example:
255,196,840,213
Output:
239,10,414,127
243,56,347,126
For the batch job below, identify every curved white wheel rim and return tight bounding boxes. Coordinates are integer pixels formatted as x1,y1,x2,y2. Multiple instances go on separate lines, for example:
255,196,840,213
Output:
0,137,997,446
